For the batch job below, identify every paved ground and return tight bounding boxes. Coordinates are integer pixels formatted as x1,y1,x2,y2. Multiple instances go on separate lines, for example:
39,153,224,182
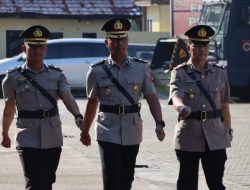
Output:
0,98,249,190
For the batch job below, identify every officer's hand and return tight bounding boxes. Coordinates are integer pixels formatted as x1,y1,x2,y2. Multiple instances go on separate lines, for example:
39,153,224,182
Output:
75,114,84,128
229,134,233,142
80,131,91,146
177,105,191,119
75,117,83,128
228,129,233,142
155,126,165,141
1,135,11,148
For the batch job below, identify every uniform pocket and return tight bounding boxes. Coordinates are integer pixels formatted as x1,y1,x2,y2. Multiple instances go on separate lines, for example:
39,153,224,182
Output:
177,119,191,129
99,78,113,97
127,78,142,99
15,84,32,104
97,112,111,127
50,115,62,128
133,115,143,126
16,83,31,94
43,82,58,97
183,85,200,106
208,85,222,104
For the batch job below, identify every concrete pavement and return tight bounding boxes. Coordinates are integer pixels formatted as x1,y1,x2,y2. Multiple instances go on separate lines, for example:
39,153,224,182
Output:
0,99,250,189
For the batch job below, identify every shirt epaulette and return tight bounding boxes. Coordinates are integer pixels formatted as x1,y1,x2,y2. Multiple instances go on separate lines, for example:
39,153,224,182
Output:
48,64,63,72
7,66,21,74
173,62,187,70
132,57,147,63
91,59,106,67
210,62,225,69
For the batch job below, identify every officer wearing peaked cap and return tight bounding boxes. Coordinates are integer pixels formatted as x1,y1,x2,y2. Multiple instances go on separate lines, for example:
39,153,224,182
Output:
101,17,131,39
1,25,83,190
184,24,215,44
20,25,50,45
168,25,232,190
80,17,166,190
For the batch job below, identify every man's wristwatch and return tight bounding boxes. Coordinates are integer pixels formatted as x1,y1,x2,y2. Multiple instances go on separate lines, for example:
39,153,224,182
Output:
228,128,233,135
156,120,165,128
75,113,83,120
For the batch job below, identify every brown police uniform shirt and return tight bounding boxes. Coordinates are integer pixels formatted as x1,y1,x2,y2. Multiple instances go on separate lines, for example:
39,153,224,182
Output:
86,56,156,145
2,64,70,149
168,61,231,152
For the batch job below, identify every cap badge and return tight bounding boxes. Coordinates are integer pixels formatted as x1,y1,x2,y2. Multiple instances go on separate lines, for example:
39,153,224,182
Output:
33,28,43,38
198,28,207,38
114,20,123,30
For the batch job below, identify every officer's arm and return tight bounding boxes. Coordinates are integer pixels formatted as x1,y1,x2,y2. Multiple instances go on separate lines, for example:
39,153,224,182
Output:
1,100,16,148
172,96,185,110
81,98,99,134
145,93,162,122
60,91,81,116
221,103,231,130
145,93,165,141
172,96,191,119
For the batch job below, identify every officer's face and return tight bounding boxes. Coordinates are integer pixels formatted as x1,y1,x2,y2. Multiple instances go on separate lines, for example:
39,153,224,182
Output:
188,43,209,60
22,43,47,62
105,37,128,56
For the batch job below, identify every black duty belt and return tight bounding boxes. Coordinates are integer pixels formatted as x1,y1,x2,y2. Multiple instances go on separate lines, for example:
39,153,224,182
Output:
99,104,140,115
18,108,58,119
185,109,223,122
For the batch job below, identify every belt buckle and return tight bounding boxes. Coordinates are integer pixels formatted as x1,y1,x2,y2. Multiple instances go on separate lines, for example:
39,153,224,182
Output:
43,110,49,118
118,105,125,115
201,111,207,122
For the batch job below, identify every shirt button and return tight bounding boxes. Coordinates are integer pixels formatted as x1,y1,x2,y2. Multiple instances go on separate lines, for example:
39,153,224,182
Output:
202,104,206,108
201,75,205,78
40,104,42,107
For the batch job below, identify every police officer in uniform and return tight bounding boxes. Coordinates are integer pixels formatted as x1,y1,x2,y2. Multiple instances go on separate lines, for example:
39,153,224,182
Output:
80,18,166,190
1,25,83,190
168,25,232,190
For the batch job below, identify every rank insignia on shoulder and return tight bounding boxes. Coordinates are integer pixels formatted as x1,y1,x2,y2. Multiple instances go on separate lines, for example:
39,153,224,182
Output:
132,57,147,63
209,61,225,69
91,59,106,67
48,64,62,72
173,62,187,70
7,66,21,74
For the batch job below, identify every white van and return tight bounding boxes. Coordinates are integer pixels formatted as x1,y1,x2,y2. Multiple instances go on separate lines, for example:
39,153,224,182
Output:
0,38,155,97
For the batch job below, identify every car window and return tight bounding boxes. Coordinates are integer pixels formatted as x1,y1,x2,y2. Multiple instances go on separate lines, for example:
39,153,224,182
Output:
128,45,155,61
45,43,109,59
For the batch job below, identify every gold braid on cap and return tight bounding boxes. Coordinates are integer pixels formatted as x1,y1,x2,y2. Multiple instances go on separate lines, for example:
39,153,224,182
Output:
24,41,47,45
106,33,128,38
189,38,209,42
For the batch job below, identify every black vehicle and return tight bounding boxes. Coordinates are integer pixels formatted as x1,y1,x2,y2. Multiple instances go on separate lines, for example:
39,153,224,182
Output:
151,0,250,101
150,37,189,88
199,0,250,101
